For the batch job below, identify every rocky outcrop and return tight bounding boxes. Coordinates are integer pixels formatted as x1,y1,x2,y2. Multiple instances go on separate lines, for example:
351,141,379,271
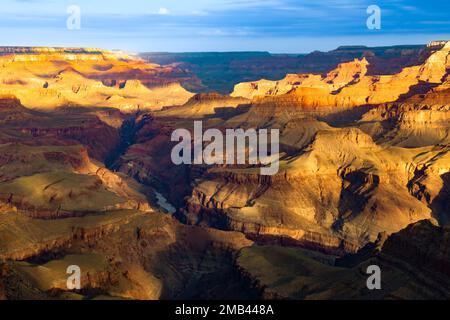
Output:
181,127,445,252
235,220,450,300
230,44,450,118
0,107,152,220
0,155,151,219
0,97,123,162
231,58,369,99
381,220,450,278
0,209,256,300
358,85,450,148
159,92,249,118
0,47,194,111
0,210,142,261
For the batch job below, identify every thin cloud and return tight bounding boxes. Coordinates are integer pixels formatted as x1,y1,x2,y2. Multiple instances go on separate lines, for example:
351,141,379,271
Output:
158,7,169,15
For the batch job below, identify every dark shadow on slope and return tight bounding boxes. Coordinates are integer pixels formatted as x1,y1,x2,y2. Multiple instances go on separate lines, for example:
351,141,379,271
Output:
333,171,379,232
319,81,439,128
430,173,450,225
105,112,152,169
203,104,251,120
318,105,375,127
150,228,262,300
396,81,441,103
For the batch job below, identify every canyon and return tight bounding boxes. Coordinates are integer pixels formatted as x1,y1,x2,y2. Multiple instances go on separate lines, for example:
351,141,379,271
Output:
0,42,449,300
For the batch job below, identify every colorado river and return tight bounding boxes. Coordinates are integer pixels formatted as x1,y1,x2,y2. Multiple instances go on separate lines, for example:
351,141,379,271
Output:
154,191,176,214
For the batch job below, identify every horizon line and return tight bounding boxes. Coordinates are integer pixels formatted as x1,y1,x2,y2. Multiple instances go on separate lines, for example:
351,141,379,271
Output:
0,42,441,56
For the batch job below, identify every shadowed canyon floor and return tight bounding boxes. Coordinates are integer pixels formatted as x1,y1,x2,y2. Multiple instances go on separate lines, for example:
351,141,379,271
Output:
0,43,449,300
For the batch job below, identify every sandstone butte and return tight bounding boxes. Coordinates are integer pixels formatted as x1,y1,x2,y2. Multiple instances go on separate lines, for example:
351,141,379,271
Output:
0,42,449,300
0,47,194,111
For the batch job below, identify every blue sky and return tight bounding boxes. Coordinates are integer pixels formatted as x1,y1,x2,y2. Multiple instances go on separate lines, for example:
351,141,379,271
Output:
0,0,449,53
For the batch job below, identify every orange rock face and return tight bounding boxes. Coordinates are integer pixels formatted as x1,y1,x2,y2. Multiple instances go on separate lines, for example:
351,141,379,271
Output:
160,92,249,118
232,43,450,111
0,48,194,111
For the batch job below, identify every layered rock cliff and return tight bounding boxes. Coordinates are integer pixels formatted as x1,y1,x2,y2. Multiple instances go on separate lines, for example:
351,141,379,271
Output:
235,220,450,299
0,47,194,111
174,43,450,254
181,127,445,252
231,42,450,115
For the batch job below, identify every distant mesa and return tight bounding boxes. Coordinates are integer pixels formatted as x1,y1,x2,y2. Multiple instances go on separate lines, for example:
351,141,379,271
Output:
334,45,369,51
0,46,137,60
427,40,449,49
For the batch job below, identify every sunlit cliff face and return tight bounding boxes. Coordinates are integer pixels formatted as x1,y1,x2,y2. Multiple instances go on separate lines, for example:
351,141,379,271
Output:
0,47,194,111
232,41,450,109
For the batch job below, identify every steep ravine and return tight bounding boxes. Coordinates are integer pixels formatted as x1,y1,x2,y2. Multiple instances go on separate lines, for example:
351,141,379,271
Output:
105,113,178,214
105,112,151,169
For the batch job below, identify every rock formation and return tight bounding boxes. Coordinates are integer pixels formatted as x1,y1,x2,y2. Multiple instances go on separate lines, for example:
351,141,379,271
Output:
0,47,194,111
160,92,249,118
235,220,450,299
231,42,450,112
